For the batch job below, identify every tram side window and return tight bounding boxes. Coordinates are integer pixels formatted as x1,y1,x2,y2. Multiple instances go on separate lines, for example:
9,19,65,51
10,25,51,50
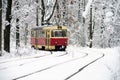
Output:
31,31,34,37
38,30,45,37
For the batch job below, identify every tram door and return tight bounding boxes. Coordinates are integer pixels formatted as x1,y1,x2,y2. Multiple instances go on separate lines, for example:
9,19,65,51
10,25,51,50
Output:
35,30,38,48
46,30,50,49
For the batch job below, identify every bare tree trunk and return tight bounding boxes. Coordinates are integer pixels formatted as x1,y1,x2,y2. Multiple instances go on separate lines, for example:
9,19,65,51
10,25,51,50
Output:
0,0,2,55
41,0,45,25
41,0,57,25
36,0,39,26
4,0,12,52
56,0,60,26
45,0,58,24
14,1,20,49
83,0,85,24
89,5,93,48
16,18,20,49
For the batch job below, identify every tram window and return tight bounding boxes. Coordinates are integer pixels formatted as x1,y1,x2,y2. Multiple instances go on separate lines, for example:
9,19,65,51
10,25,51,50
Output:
42,31,45,37
38,30,45,37
31,31,36,37
31,31,34,37
52,30,67,37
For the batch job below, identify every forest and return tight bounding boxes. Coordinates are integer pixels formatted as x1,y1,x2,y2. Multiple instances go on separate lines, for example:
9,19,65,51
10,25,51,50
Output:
0,0,120,55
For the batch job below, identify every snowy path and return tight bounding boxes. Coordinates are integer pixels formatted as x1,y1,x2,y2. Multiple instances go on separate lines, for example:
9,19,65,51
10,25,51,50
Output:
0,49,104,80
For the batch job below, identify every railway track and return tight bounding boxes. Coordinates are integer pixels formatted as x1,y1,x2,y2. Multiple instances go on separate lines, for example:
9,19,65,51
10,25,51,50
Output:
0,52,51,64
12,52,88,80
19,51,68,66
0,54,50,70
0,51,68,64
64,53,105,80
0,51,103,80
54,51,68,57
0,51,68,71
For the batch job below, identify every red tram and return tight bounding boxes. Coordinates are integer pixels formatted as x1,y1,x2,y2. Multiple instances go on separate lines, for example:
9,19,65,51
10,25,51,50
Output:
31,26,68,51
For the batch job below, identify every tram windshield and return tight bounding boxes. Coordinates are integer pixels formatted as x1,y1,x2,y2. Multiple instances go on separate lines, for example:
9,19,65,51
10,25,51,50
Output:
52,30,67,37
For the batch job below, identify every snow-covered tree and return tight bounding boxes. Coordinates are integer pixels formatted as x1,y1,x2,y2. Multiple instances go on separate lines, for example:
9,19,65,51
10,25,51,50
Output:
91,0,120,48
1,0,120,54
41,0,58,25
0,0,2,55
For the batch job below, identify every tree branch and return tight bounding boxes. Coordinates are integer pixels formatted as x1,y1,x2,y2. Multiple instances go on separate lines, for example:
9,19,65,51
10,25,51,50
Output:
41,0,45,25
45,0,58,23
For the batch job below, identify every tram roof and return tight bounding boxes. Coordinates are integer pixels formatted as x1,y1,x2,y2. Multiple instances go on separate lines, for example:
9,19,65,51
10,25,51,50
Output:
31,25,67,30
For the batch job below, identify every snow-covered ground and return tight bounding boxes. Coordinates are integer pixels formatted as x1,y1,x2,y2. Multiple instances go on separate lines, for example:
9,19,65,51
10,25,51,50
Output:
0,46,120,80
